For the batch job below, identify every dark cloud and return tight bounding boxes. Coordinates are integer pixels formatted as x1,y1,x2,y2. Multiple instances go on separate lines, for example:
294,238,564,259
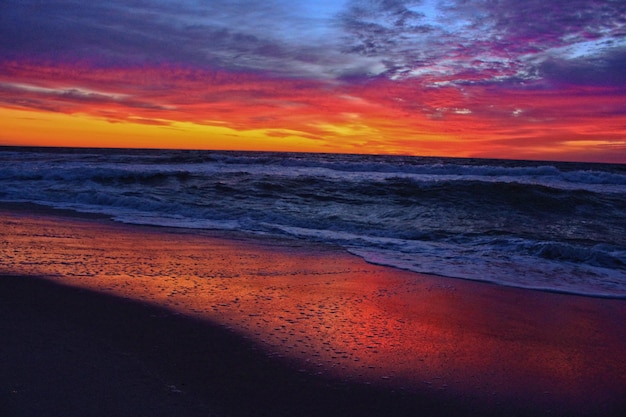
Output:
482,0,626,52
338,0,440,79
0,1,198,64
1,0,624,86
339,0,432,56
540,47,626,87
0,0,382,78
338,0,626,86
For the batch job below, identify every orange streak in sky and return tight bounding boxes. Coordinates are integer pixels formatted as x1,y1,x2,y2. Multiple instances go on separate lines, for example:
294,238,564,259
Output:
1,61,625,161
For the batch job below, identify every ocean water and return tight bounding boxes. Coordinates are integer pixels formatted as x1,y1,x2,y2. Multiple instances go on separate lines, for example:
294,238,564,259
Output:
1,147,625,298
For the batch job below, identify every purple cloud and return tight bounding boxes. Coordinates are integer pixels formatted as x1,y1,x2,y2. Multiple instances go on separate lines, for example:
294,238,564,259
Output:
0,0,382,79
1,0,624,87
539,47,626,87
338,0,626,87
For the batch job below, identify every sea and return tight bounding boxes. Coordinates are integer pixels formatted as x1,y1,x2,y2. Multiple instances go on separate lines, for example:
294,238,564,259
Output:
1,147,625,298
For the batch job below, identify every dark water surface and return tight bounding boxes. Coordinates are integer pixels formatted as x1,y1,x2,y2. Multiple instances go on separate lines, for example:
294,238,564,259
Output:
1,147,624,297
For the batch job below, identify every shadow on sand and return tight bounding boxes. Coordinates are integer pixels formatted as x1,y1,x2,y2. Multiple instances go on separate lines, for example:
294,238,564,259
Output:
1,275,622,417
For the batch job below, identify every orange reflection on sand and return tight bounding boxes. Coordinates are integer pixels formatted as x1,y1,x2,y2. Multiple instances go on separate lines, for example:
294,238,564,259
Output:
1,209,625,410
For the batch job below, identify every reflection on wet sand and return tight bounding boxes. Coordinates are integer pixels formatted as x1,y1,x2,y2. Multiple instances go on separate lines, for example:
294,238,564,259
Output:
1,208,625,413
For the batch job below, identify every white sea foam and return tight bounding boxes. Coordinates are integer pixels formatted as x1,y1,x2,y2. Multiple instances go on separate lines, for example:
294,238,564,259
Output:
2,148,625,297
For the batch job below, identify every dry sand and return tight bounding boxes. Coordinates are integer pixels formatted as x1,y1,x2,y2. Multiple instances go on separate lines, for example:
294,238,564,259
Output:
1,205,625,416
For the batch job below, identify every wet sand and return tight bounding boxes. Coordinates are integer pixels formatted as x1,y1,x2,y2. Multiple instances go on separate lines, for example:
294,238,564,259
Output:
1,205,625,416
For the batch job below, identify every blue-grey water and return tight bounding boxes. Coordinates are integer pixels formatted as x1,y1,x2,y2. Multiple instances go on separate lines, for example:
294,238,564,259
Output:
1,147,625,298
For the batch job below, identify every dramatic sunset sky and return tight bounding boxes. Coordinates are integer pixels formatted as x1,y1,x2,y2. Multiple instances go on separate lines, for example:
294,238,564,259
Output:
1,0,625,162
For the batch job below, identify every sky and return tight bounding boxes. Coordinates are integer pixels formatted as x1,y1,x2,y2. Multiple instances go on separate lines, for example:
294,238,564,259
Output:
1,0,625,162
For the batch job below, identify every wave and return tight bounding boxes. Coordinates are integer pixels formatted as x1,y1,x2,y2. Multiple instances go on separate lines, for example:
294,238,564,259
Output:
190,150,626,178
5,151,626,198
531,241,625,269
2,148,625,298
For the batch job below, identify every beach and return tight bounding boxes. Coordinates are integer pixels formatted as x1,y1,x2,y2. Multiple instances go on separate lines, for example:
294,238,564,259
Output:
1,205,625,416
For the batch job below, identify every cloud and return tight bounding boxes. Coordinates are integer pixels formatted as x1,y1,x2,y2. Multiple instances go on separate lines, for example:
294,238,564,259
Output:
479,0,626,51
337,0,626,87
0,0,384,79
339,0,433,56
539,47,626,87
0,0,624,162
0,61,367,131
3,0,624,86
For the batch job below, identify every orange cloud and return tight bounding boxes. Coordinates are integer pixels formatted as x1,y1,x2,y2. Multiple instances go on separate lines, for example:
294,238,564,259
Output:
1,61,625,162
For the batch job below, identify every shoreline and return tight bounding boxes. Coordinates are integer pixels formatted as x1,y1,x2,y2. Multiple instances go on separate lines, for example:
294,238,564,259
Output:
1,205,625,416
3,201,625,301
2,274,467,417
